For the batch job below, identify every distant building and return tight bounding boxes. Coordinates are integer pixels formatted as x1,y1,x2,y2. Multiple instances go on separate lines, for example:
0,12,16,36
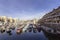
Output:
0,16,18,25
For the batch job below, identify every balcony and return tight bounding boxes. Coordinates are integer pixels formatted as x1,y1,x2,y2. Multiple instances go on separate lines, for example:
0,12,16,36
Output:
43,14,60,19
52,18,60,21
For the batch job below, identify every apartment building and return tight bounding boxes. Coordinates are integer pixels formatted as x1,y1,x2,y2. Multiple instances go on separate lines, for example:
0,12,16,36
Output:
38,6,60,30
0,16,18,25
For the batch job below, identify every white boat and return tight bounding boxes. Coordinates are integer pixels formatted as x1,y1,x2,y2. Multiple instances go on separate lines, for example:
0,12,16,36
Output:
22,24,29,32
6,27,11,33
0,26,5,33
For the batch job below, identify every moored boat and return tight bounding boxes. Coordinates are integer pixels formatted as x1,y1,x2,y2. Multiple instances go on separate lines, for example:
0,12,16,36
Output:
0,26,5,33
16,28,22,34
27,27,32,32
6,27,11,33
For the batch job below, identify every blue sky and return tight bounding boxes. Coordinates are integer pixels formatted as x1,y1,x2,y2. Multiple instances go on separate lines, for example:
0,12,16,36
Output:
0,0,60,20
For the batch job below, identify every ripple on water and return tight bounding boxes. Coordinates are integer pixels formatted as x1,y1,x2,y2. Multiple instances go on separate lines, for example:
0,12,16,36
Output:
0,30,48,40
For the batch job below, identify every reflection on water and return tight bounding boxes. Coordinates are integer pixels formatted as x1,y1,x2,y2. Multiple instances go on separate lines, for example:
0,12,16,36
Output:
0,28,60,40
9,33,12,35
46,36,60,40
43,31,60,40
0,29,48,40
7,32,12,36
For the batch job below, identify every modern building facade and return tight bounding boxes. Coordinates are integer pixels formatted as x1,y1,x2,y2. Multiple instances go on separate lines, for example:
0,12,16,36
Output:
38,6,60,30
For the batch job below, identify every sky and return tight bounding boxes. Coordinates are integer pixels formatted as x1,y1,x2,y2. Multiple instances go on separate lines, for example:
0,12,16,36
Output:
0,0,60,20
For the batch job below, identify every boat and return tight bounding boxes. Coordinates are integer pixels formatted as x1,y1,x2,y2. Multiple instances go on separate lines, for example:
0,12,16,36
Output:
16,28,22,34
27,27,32,32
33,24,38,33
36,27,42,32
10,26,15,30
6,27,11,33
9,24,15,30
0,29,5,33
0,26,5,33
33,27,37,33
22,24,29,32
34,24,42,32
33,28,37,33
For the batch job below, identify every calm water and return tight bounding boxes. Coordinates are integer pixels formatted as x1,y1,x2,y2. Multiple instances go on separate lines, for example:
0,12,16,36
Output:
0,29,48,40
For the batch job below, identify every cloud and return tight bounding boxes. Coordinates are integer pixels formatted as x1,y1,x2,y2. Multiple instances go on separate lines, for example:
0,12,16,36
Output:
0,0,60,20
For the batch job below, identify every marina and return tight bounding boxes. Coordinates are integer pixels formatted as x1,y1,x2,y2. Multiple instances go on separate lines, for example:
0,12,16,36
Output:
0,23,48,40
0,0,60,40
0,22,60,40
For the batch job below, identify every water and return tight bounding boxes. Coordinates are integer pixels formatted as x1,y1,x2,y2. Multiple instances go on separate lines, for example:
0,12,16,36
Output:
0,24,60,40
0,29,48,40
